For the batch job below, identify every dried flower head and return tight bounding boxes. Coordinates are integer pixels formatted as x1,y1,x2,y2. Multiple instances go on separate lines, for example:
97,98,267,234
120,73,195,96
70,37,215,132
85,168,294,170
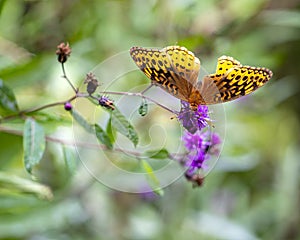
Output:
185,172,205,187
84,72,98,84
56,42,71,63
84,73,100,95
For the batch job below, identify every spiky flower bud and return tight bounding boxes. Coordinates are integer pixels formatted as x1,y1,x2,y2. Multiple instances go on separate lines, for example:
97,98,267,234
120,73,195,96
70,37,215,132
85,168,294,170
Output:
56,42,71,63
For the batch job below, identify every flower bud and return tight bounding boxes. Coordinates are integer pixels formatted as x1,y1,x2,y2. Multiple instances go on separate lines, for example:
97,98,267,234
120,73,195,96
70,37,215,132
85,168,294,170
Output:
98,96,115,110
64,102,72,111
84,73,99,95
56,42,71,63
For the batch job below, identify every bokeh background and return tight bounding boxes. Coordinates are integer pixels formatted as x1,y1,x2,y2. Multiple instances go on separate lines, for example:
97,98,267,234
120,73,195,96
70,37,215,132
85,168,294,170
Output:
0,0,300,239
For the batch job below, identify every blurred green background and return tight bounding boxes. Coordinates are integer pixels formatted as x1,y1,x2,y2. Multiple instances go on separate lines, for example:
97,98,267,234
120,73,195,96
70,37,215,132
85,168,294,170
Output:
0,0,300,239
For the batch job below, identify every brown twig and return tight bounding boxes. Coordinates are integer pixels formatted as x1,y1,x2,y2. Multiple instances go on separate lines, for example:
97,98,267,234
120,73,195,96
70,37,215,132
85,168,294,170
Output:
99,90,178,114
0,95,77,123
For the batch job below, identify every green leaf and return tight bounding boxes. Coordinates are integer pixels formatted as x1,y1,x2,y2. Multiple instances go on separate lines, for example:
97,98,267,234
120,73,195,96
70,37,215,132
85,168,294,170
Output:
28,111,71,124
111,108,138,147
0,1,6,15
63,146,78,175
0,172,53,200
23,118,46,174
141,160,163,196
95,124,113,149
144,148,169,159
0,79,19,113
71,109,94,133
106,116,116,144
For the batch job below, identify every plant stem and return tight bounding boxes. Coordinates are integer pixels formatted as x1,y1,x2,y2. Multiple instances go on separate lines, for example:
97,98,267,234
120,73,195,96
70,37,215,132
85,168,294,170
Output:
99,91,178,114
140,84,153,94
62,63,78,93
0,95,78,122
0,125,180,161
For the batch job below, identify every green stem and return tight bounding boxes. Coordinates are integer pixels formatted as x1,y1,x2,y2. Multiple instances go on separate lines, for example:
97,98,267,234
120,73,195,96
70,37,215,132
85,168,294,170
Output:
62,63,78,93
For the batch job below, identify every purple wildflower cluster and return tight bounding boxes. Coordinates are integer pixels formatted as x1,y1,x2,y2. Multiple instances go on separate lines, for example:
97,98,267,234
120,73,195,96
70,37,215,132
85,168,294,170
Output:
178,101,209,133
178,101,221,186
183,130,221,174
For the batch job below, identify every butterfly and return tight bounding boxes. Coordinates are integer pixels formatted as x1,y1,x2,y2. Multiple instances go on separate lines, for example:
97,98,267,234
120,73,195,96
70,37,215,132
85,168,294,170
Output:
130,46,273,111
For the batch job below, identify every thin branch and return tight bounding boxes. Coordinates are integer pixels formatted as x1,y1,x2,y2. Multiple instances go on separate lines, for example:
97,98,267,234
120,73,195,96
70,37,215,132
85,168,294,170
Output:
0,125,181,160
99,91,178,114
0,95,78,123
140,84,153,94
61,63,78,93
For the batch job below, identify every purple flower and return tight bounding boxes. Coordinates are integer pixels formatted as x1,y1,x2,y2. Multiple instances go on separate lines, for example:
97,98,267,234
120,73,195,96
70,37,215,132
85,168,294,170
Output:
182,130,221,177
98,96,115,110
177,101,222,186
211,132,221,145
178,101,209,133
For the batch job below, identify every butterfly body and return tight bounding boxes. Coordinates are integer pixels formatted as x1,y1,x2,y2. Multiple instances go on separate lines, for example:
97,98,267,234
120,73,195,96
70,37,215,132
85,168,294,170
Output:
130,46,272,110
